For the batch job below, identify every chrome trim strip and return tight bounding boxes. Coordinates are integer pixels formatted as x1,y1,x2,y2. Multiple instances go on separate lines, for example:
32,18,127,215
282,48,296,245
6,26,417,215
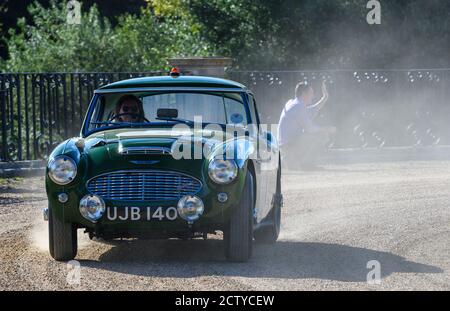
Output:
118,146,172,155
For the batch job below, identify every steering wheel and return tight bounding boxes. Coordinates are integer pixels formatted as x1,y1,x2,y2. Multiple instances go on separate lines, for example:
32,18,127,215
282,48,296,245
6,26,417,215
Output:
109,113,150,123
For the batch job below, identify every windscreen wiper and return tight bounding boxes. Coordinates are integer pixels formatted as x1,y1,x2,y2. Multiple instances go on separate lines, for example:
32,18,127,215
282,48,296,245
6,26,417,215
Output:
91,121,149,127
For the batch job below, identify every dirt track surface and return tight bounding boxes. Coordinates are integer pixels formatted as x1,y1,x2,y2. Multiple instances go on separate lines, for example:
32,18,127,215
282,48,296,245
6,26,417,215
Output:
0,161,449,290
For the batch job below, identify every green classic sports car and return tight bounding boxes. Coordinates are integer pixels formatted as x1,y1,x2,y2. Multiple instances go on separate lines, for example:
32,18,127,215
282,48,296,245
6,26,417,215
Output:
45,72,282,262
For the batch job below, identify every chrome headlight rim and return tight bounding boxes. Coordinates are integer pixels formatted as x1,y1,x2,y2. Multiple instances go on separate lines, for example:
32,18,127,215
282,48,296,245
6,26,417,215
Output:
208,158,238,185
48,155,77,185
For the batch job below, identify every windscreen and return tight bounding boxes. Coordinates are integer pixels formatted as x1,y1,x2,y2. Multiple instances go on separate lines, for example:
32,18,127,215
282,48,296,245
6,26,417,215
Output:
87,91,248,132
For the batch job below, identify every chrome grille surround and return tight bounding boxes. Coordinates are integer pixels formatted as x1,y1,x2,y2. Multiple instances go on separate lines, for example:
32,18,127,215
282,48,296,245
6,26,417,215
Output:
86,170,202,202
118,146,172,155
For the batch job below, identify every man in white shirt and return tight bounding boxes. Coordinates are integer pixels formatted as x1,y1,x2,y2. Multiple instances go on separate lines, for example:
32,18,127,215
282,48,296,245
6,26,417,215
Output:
277,81,336,169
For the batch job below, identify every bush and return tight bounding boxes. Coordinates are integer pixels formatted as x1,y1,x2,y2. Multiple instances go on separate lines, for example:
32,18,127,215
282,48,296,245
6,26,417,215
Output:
111,7,212,71
4,0,211,72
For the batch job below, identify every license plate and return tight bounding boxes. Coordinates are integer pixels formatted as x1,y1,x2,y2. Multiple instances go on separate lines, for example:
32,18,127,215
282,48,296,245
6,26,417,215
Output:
106,206,178,221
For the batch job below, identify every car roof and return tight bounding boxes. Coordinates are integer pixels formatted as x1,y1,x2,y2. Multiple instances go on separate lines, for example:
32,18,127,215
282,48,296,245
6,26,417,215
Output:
98,75,247,91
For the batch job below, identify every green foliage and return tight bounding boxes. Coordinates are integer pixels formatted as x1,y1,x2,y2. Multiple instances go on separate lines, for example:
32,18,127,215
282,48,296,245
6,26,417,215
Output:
187,0,450,69
6,1,115,72
111,6,212,71
0,2,6,70
3,0,450,71
187,0,366,69
0,52,5,71
187,0,279,69
5,0,211,72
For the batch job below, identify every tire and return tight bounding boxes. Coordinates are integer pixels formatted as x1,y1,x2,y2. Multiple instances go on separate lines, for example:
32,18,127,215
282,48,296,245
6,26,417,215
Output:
254,165,282,244
48,204,77,261
224,172,254,262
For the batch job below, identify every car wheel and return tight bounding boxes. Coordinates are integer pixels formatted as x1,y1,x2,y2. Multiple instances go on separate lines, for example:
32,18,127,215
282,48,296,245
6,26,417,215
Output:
224,171,254,262
48,204,77,261
253,165,282,244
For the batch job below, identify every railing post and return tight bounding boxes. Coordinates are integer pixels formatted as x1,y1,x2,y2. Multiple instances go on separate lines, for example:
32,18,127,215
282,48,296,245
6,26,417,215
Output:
1,76,7,162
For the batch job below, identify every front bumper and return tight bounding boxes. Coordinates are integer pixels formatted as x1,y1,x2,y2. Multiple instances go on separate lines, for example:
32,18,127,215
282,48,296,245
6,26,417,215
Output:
46,179,245,237
45,155,250,237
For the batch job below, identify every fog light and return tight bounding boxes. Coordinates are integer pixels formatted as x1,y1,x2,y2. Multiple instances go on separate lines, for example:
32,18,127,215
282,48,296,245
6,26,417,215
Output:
177,195,204,223
58,193,69,203
79,194,105,223
217,192,228,203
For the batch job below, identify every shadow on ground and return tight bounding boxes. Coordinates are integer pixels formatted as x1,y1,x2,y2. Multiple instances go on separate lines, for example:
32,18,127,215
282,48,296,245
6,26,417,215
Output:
79,240,442,282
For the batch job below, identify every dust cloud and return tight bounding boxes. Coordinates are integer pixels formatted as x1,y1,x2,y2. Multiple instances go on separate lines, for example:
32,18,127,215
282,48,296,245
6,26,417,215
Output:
29,220,91,253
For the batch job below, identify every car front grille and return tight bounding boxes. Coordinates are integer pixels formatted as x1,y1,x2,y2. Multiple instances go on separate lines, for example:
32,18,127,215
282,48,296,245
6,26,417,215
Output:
118,146,172,155
86,170,202,202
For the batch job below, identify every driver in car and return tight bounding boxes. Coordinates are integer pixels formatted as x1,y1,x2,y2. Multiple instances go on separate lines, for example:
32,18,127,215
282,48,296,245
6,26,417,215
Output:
114,94,145,123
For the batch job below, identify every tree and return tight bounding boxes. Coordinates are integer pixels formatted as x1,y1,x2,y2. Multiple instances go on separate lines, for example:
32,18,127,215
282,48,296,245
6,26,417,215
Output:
187,0,366,69
110,4,211,71
186,0,450,69
6,1,117,72
4,0,211,72
0,0,147,60
0,1,7,69
3,0,450,71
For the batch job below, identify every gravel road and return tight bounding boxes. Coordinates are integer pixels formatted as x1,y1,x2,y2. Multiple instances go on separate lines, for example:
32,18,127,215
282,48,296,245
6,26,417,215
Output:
1,160,449,290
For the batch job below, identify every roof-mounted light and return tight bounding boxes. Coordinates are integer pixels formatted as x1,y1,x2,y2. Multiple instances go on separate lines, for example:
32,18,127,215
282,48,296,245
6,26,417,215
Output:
169,67,181,78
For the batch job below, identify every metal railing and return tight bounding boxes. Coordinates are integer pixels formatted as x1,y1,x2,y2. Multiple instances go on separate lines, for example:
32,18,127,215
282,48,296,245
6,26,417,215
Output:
0,72,164,161
229,69,450,149
1,69,449,161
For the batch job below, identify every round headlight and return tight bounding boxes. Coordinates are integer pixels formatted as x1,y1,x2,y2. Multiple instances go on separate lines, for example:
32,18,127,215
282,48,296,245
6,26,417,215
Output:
48,155,77,185
79,194,105,223
177,195,204,223
208,159,238,184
